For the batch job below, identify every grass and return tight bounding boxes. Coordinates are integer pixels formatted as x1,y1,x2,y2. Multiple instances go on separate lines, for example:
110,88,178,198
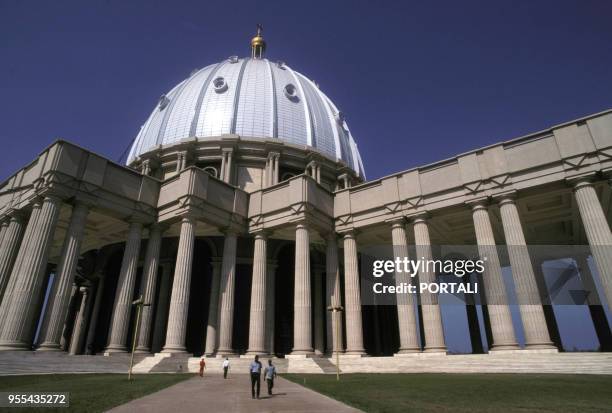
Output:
0,373,192,412
283,373,612,413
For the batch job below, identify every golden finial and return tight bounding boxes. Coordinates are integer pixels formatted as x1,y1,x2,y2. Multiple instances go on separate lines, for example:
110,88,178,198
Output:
251,24,266,59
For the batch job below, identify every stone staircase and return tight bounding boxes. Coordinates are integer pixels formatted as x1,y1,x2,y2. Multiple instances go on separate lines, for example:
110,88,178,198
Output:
0,351,147,375
1,351,611,375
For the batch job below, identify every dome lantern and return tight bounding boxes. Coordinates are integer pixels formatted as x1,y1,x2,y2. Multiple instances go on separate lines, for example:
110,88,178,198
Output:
250,24,266,59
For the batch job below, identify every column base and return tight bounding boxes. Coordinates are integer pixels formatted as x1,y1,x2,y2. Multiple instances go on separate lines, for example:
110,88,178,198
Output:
489,343,521,351
134,346,152,354
290,349,314,356
525,342,558,351
35,343,63,352
104,344,128,354
423,346,447,354
395,347,421,355
344,349,366,356
244,350,268,357
161,346,188,354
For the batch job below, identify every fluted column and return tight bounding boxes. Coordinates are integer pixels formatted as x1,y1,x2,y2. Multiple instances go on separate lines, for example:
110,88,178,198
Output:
265,261,277,355
313,264,325,355
247,232,268,355
0,205,41,335
573,180,612,312
151,263,173,353
38,202,90,351
390,220,420,353
0,214,25,305
343,231,365,355
217,232,238,355
470,202,519,350
68,287,89,355
204,258,222,356
133,225,164,353
292,223,313,354
163,216,196,353
105,221,143,353
325,234,343,354
413,215,447,352
497,195,555,349
0,195,61,350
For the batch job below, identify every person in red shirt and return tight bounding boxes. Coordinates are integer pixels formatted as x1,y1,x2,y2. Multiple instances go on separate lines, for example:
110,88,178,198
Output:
199,357,206,377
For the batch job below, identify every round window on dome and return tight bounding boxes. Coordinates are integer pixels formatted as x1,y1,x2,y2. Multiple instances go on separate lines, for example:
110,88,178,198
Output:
284,84,298,101
158,94,170,110
213,77,228,93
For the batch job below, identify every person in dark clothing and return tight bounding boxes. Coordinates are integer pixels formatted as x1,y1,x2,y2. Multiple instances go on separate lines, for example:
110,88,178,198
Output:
249,355,262,399
264,359,277,395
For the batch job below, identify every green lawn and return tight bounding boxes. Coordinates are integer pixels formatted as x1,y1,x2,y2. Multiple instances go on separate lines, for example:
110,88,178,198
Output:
283,373,612,413
0,373,192,412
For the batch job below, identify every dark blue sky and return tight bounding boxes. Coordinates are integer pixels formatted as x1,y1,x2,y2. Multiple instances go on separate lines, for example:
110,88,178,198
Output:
1,0,611,181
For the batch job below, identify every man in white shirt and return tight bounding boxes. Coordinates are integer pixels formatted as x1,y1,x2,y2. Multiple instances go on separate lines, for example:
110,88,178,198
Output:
264,359,277,395
222,357,230,379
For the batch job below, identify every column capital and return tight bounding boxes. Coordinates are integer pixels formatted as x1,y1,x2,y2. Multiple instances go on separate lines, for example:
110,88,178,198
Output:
386,216,406,228
410,212,429,224
252,229,270,240
339,229,358,239
492,190,518,205
295,222,310,231
465,197,490,211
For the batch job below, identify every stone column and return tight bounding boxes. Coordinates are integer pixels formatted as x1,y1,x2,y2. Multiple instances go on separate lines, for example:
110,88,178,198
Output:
0,205,42,336
38,202,90,351
151,263,173,353
163,216,196,353
343,231,366,355
247,232,268,355
105,221,143,353
134,225,164,353
325,234,343,354
217,232,238,355
573,180,612,313
292,223,313,354
390,219,421,353
0,214,26,304
313,264,325,355
204,258,222,356
469,201,519,350
85,276,105,354
412,215,447,352
68,287,89,355
0,196,61,350
497,195,555,349
266,261,277,355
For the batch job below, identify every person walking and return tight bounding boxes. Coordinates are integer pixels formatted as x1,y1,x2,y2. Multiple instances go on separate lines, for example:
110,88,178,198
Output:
249,355,263,399
222,357,230,379
264,359,277,395
199,357,206,377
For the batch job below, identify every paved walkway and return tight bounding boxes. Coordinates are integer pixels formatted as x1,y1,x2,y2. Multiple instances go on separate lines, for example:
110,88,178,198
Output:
107,374,362,413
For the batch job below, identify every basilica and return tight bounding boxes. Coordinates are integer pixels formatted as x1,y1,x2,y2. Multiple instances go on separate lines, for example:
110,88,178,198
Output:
0,28,611,365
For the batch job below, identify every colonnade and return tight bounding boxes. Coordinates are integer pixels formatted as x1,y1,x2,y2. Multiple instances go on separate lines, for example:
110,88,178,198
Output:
0,177,611,355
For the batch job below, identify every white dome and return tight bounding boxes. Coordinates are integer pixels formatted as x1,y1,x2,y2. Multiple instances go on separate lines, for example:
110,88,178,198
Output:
127,57,365,178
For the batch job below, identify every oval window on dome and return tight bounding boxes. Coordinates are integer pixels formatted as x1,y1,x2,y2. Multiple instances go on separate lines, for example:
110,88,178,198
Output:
213,77,228,93
284,84,299,101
